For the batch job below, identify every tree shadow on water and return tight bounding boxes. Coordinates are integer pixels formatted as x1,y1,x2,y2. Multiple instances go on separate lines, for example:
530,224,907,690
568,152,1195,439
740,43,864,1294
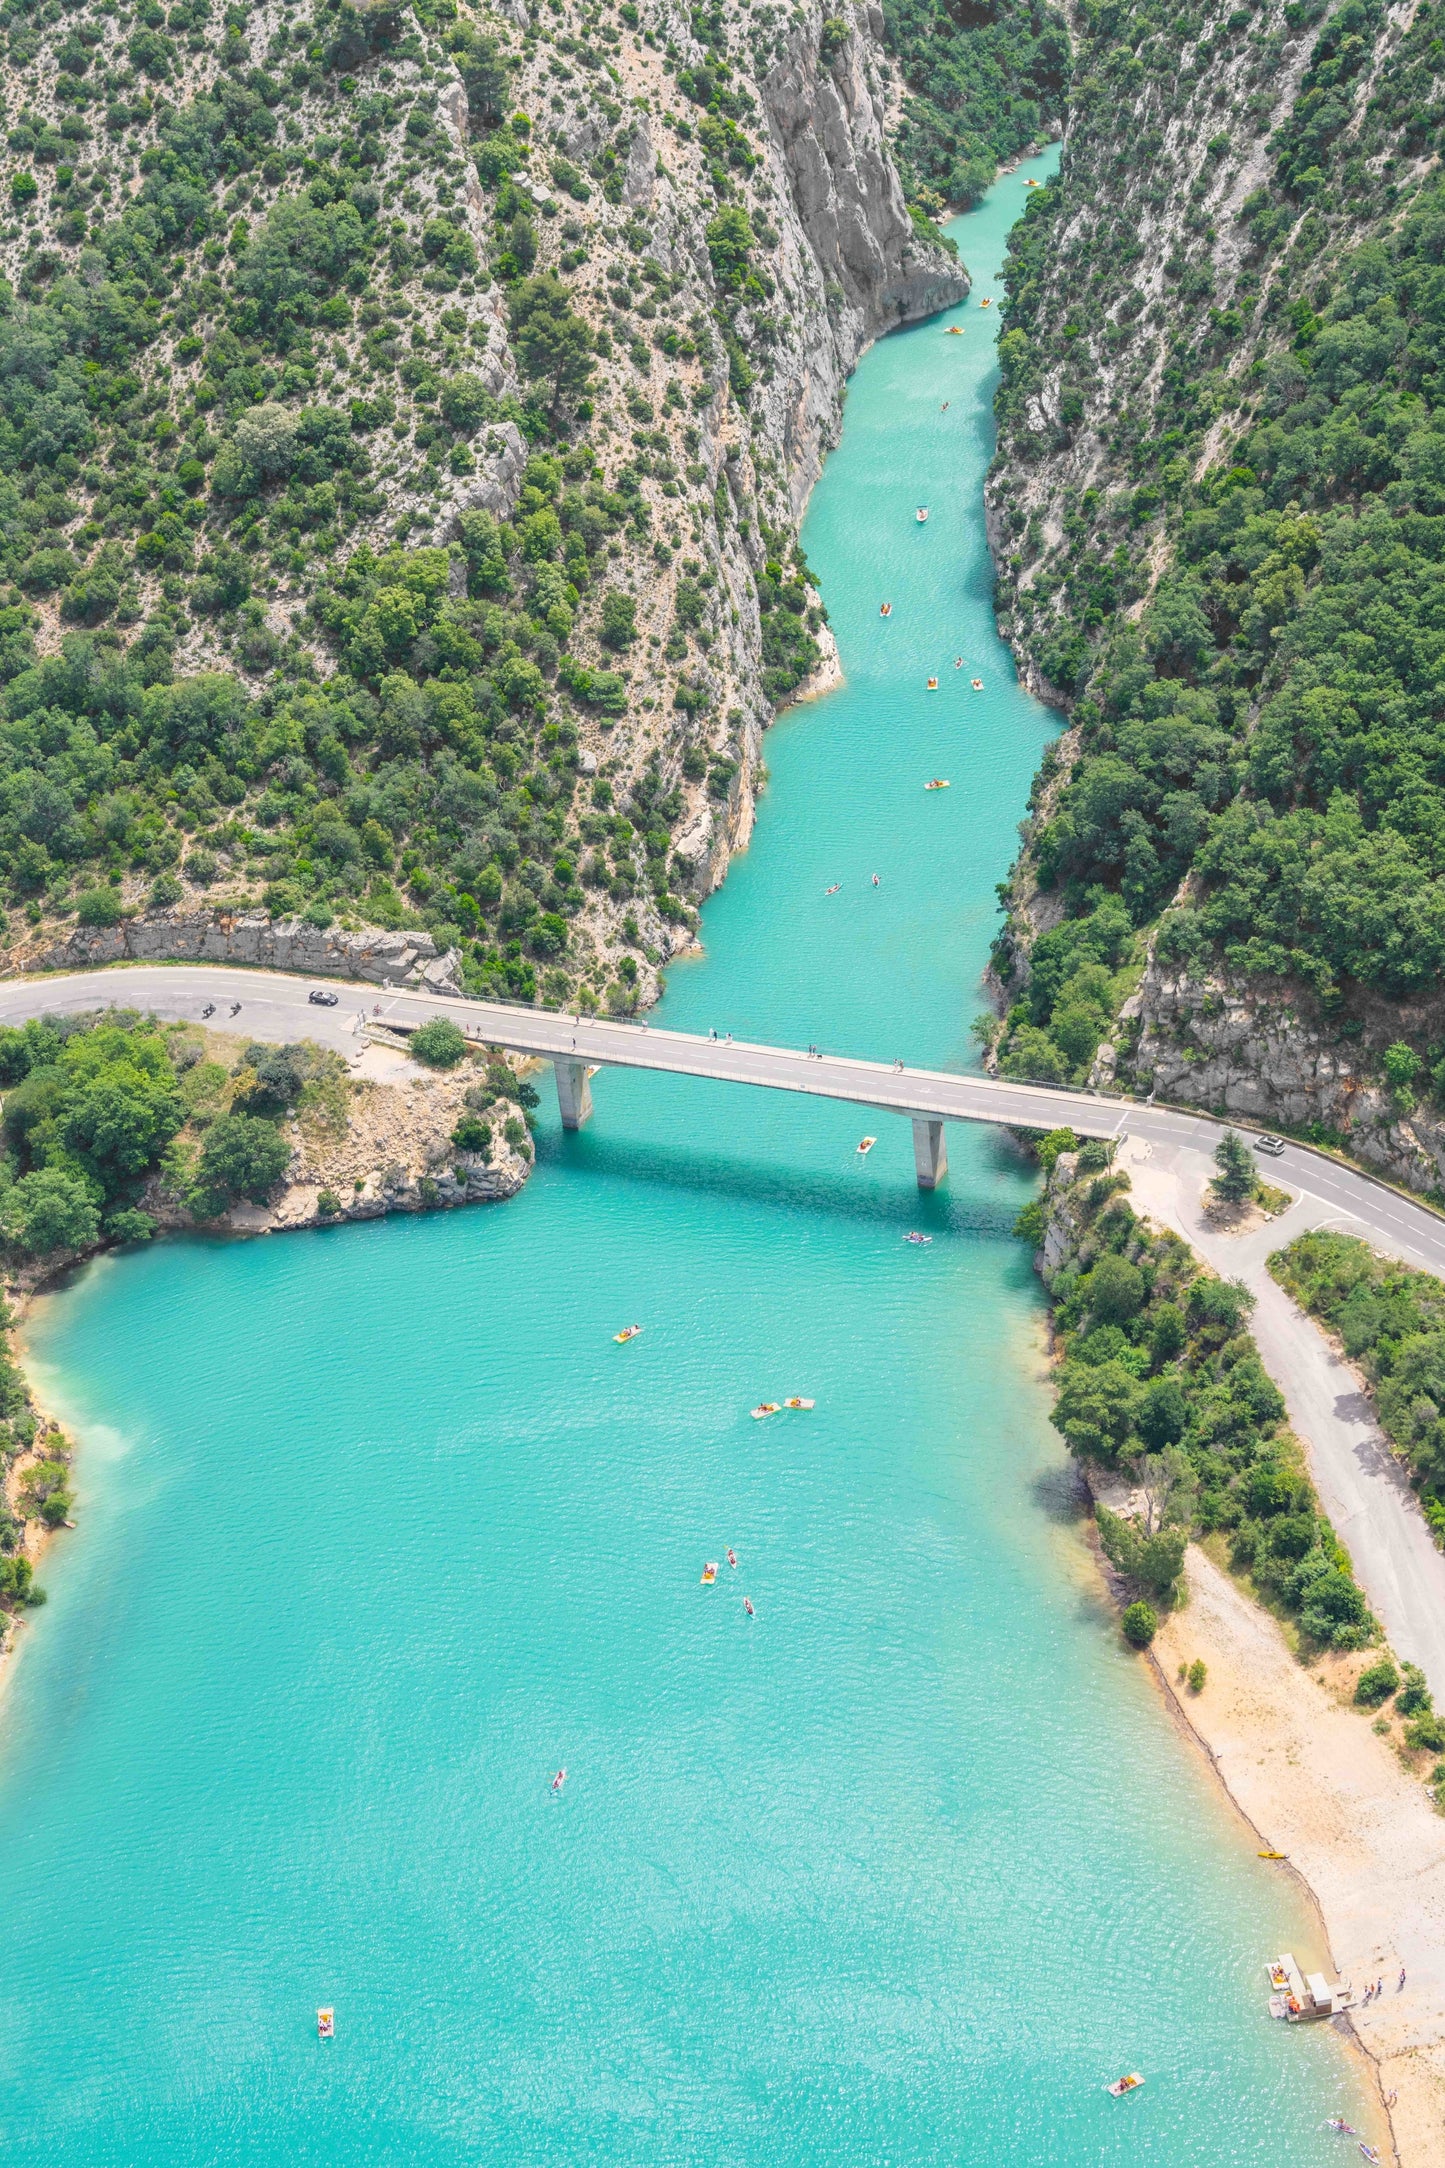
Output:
1031,1459,1091,1525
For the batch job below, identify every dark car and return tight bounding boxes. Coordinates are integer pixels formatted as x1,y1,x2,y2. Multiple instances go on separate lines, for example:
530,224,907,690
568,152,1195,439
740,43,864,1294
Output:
1254,1133,1285,1157
308,988,340,1007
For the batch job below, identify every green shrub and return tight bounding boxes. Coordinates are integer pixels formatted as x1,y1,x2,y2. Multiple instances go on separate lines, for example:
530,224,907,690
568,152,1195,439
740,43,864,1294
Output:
1012,1197,1045,1245
409,1019,468,1069
599,589,637,650
1085,1252,1144,1324
1187,1658,1207,1693
1354,1657,1400,1706
192,1114,292,1214
1405,1712,1445,1753
75,887,124,928
1397,1665,1433,1716
1122,1601,1158,1648
1,1168,101,1257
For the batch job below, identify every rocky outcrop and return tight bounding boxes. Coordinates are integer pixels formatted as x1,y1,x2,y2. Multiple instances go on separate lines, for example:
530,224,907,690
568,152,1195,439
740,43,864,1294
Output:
768,23,952,327
27,913,464,993
1126,962,1445,1196
747,7,968,520
174,1056,533,1234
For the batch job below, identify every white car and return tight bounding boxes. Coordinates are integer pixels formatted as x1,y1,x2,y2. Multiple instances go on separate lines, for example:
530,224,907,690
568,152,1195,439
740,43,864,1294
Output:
1254,1134,1285,1157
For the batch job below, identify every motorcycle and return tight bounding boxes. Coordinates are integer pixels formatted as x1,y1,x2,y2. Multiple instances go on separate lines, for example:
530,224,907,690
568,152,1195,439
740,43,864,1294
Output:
201,1003,214,1018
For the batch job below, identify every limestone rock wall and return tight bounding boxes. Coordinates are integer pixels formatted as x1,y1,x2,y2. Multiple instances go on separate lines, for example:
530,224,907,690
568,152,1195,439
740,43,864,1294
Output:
755,3,971,521
26,913,465,994
1125,962,1445,1197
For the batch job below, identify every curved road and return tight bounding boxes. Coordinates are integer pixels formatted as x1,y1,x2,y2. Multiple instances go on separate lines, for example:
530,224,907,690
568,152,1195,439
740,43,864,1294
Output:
5,961,1445,1686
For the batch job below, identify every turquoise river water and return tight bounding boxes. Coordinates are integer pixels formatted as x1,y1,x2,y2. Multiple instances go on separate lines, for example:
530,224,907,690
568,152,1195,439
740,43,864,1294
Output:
0,153,1361,2163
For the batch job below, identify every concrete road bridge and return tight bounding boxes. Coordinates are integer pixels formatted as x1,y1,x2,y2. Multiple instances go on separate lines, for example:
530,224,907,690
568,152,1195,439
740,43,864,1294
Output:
8,959,1445,1692
0,962,1440,1240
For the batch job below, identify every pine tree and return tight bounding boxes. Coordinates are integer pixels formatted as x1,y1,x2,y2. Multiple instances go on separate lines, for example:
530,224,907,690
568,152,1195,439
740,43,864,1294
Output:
1212,1128,1256,1205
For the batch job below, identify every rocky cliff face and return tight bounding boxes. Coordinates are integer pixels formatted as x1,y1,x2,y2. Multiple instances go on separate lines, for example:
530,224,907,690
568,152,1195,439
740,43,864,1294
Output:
753,6,972,517
26,912,464,992
1124,960,1445,1199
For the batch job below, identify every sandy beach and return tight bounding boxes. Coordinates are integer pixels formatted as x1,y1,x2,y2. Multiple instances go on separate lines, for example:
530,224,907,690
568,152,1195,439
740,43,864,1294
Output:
1152,1546,1445,2163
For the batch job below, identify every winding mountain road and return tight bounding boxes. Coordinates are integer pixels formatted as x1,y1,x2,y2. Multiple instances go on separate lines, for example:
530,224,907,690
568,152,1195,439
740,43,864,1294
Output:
5,960,1445,1684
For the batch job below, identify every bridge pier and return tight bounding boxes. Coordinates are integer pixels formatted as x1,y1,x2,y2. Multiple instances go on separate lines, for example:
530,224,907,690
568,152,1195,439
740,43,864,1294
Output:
912,1117,948,1191
554,1058,594,1131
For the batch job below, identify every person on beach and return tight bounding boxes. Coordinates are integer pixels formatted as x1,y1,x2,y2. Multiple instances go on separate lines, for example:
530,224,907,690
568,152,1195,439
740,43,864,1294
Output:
1398,1967,1406,1990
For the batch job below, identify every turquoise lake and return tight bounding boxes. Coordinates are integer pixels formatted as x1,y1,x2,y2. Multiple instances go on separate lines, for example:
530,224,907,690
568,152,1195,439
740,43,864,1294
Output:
0,153,1361,2162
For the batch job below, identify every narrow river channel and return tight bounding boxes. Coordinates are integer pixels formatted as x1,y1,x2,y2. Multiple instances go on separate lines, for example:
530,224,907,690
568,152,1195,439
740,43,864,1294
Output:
0,155,1362,2165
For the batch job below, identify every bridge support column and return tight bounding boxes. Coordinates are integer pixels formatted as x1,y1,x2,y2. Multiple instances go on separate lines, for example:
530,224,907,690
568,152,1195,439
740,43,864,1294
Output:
912,1117,948,1191
554,1058,594,1131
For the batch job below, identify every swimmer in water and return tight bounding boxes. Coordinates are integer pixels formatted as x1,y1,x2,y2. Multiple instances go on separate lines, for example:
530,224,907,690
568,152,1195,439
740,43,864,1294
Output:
871,873,880,886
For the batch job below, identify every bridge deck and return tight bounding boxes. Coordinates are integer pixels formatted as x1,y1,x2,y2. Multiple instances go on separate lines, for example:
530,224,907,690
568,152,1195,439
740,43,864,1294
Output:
430,997,1131,1140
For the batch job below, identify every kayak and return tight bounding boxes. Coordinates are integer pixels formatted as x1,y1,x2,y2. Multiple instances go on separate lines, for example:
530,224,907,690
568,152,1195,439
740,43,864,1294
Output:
945,325,964,333
856,1137,876,1155
916,506,929,522
1106,2074,1143,2098
924,778,950,790
783,1397,814,1410
971,677,983,689
614,1324,643,1343
701,1562,718,1583
880,602,892,615
824,882,841,894
317,2008,335,2039
751,1403,782,1420
903,1232,933,1245
1258,1850,1287,1860
926,677,938,690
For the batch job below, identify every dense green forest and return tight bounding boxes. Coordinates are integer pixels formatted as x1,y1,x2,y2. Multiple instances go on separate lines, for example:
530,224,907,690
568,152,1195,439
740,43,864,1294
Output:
882,0,1067,212
988,0,1445,1098
1018,1134,1375,1650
